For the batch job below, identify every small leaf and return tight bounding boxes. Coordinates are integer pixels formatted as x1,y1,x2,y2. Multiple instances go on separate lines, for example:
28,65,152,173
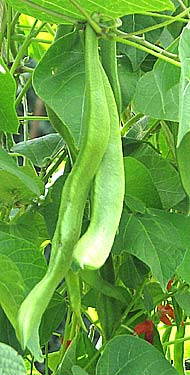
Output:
0,342,26,375
96,335,179,375
11,133,64,167
0,149,43,204
0,58,19,133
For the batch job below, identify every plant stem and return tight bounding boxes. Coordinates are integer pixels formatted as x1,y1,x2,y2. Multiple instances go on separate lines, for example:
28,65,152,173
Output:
119,7,190,37
10,11,20,33
69,0,102,33
43,150,67,184
121,113,144,136
15,75,32,108
10,19,45,74
176,0,190,18
160,120,176,160
163,335,190,347
0,1,7,53
130,35,179,60
18,115,49,121
174,325,185,375
6,4,12,64
59,306,72,364
45,23,55,37
45,343,49,375
114,278,148,335
30,356,34,375
112,36,181,68
141,8,190,23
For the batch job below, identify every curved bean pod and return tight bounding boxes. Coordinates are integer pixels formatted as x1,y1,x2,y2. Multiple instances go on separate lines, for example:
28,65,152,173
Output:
72,65,124,270
17,24,110,361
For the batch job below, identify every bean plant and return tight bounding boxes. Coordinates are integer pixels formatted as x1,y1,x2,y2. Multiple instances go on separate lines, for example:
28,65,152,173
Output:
0,0,190,374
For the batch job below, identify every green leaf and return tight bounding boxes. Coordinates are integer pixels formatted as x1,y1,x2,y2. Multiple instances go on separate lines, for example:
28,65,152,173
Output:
0,307,22,354
174,289,190,316
112,208,185,289
0,149,43,205
0,254,25,328
118,56,140,110
118,15,163,70
33,31,84,148
177,23,190,197
177,249,190,283
0,58,19,133
11,133,65,167
131,143,185,209
40,292,66,345
119,254,150,289
124,157,162,209
96,335,178,375
0,342,26,375
0,219,47,291
6,0,174,24
40,174,68,238
133,39,180,121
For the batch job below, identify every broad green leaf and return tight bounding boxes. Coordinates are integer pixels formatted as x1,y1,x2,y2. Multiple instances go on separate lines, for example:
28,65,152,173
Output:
0,149,43,205
124,157,162,209
175,289,190,316
118,15,163,70
33,31,84,148
0,307,22,354
133,39,180,121
119,254,150,289
131,144,185,209
112,208,185,288
148,207,190,282
40,292,66,345
96,335,178,375
0,342,26,375
6,0,174,24
11,133,64,167
0,254,25,328
40,174,68,238
72,366,89,375
0,58,19,133
177,23,190,197
177,249,190,283
0,220,47,291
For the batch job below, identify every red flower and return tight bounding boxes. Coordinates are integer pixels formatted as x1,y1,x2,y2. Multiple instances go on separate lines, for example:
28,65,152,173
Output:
134,320,154,344
66,339,72,349
167,277,174,291
157,304,175,325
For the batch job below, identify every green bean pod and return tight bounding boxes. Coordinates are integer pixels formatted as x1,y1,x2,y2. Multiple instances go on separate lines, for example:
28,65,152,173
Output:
65,269,86,331
17,24,110,361
100,38,122,115
72,64,125,270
